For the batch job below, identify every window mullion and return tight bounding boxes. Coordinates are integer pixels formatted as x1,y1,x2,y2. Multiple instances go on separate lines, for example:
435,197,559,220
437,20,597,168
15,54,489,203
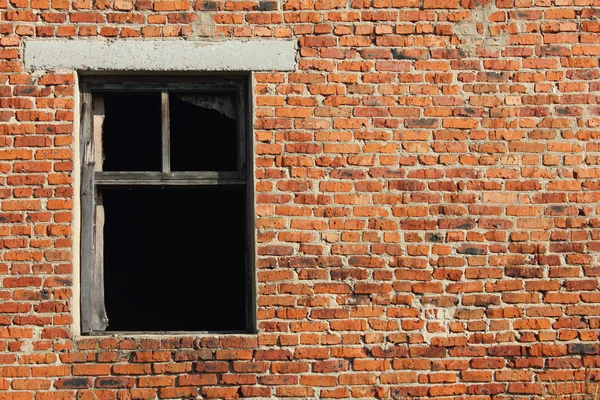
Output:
161,91,170,173
80,89,94,334
81,88,109,333
91,93,108,332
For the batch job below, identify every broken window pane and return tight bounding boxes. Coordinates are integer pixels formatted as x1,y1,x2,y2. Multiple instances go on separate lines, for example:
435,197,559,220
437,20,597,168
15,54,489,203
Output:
102,92,162,171
169,92,238,172
102,186,247,332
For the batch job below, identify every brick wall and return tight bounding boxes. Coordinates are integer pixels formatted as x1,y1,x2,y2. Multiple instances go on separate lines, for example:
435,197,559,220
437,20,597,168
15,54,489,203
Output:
1,0,600,398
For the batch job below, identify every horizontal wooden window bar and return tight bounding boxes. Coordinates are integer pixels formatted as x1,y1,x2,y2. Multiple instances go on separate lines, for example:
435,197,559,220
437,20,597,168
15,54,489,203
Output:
94,171,245,185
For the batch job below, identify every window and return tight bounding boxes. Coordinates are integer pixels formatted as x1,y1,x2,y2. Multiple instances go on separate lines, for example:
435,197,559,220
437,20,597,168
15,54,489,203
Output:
79,76,254,334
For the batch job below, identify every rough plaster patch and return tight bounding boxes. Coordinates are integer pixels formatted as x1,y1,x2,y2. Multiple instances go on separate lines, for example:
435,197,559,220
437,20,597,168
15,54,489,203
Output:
190,13,216,38
453,6,508,56
24,40,296,71
419,304,456,344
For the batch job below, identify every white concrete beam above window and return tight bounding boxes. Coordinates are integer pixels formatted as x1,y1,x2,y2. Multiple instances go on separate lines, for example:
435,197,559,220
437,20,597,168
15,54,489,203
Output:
24,40,296,71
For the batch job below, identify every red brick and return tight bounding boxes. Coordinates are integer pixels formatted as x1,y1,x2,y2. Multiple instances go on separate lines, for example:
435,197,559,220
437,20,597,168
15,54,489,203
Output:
0,3,596,399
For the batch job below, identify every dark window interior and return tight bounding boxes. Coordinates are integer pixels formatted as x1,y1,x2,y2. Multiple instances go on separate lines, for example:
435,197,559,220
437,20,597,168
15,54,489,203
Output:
169,92,238,172
102,186,247,332
101,93,162,172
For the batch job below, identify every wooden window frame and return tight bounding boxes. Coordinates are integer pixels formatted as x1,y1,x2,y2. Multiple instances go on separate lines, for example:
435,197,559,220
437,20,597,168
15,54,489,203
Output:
79,76,255,335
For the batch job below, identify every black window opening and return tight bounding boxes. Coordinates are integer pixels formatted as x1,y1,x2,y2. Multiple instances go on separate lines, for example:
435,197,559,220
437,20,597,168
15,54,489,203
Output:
79,77,254,334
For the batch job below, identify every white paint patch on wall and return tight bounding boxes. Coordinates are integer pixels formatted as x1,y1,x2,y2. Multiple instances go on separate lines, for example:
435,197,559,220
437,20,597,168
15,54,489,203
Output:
24,40,296,71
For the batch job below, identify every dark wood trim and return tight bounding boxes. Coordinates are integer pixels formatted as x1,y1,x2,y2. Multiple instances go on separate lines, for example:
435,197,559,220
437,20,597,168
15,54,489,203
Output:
84,77,241,93
237,80,246,177
245,72,256,333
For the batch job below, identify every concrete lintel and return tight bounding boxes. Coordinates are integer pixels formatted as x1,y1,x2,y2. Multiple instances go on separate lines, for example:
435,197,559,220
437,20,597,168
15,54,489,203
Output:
24,40,296,72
